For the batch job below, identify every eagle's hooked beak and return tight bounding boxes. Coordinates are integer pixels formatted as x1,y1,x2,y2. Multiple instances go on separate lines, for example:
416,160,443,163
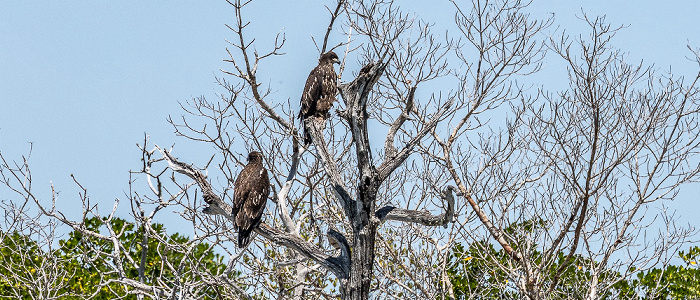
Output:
333,57,341,64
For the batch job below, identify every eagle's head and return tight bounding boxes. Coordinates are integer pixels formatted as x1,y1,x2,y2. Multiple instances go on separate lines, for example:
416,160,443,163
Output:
321,51,340,65
247,151,264,164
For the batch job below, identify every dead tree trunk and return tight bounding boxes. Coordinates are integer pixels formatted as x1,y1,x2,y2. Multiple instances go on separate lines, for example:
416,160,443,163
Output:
339,60,383,300
312,59,457,299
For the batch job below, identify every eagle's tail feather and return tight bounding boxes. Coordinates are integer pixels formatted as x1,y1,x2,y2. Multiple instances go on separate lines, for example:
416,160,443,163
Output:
304,130,312,146
238,229,252,248
302,120,312,146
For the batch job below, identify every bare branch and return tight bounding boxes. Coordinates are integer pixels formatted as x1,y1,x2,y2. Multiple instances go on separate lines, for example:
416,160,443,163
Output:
307,118,356,221
257,223,350,279
383,86,415,159
376,185,457,228
321,0,346,54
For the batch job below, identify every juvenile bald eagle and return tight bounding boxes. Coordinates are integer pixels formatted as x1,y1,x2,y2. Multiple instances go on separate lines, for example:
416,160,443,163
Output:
299,51,341,145
233,151,270,248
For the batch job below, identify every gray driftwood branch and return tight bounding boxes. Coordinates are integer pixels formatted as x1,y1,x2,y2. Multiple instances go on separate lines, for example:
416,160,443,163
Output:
375,185,458,228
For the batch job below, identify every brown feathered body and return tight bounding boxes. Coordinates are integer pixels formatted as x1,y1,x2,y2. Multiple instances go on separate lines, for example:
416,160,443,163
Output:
233,151,270,248
299,51,340,145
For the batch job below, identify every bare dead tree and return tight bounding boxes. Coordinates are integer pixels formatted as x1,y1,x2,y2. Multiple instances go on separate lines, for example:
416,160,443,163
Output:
160,0,461,298
437,5,700,300
3,1,700,300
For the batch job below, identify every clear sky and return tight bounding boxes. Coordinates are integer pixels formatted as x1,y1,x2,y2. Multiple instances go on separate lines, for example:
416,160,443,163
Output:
2,1,700,235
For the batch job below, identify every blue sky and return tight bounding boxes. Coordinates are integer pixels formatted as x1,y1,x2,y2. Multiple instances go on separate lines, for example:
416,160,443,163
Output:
1,1,700,234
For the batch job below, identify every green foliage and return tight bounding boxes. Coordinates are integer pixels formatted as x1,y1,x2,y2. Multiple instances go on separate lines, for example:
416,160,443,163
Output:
444,220,613,299
445,220,700,299
446,241,518,299
0,232,45,297
0,217,231,299
625,246,700,299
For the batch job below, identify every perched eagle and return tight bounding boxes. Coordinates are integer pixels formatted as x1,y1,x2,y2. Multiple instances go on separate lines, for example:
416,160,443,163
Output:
299,51,341,145
232,151,270,248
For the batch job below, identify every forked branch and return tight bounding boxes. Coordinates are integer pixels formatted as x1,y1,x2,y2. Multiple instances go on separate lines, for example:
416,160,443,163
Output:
307,118,356,221
320,0,346,54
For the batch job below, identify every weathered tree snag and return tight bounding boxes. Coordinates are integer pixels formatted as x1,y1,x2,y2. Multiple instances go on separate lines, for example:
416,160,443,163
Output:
335,59,458,299
336,60,384,299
